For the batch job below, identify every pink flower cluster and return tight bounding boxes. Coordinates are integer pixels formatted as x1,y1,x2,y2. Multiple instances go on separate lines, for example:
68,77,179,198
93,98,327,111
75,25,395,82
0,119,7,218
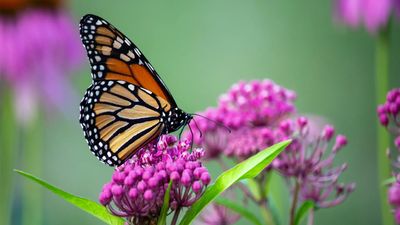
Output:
389,182,400,224
378,88,400,149
194,202,240,225
273,117,355,208
189,80,355,211
335,0,400,33
218,80,296,128
0,9,83,123
99,135,211,225
378,88,400,223
187,79,296,160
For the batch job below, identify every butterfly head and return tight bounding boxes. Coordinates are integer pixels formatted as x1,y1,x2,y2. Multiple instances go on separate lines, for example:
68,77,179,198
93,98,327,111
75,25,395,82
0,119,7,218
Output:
164,108,192,134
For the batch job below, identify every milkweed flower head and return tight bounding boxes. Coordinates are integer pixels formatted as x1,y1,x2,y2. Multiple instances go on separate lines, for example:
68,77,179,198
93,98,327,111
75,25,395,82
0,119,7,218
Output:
188,79,354,210
99,135,211,225
194,202,240,225
378,88,400,172
194,189,240,225
389,182,400,224
187,79,296,160
0,8,83,124
272,117,355,207
378,88,400,223
378,88,400,138
334,0,399,33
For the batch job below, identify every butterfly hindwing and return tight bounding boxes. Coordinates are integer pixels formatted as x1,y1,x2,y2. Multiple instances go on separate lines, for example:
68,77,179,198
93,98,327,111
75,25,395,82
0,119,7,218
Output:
79,80,172,166
79,14,177,107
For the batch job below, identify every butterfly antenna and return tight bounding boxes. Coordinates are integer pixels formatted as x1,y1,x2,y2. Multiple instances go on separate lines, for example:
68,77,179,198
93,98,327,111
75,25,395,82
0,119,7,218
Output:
190,113,231,133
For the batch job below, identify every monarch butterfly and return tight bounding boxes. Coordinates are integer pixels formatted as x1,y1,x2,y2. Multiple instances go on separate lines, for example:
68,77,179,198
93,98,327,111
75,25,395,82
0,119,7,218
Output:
79,14,192,166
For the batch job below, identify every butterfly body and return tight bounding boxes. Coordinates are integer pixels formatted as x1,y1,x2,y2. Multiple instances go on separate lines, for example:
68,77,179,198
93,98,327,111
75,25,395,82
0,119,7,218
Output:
79,14,191,166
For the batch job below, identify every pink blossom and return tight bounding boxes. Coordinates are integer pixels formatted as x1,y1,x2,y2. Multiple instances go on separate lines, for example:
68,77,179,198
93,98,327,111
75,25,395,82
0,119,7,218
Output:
335,0,395,33
0,9,83,124
99,135,210,224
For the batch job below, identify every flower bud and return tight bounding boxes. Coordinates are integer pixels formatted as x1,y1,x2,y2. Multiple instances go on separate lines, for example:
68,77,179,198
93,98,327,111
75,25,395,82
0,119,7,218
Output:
170,171,180,182
192,181,203,193
128,188,138,198
181,170,192,187
333,135,348,152
111,185,123,198
144,190,154,200
200,172,211,185
389,183,400,206
322,125,335,141
379,114,389,126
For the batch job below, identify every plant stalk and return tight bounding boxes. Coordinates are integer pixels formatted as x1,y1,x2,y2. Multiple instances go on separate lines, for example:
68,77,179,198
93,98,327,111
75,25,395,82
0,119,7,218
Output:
0,87,17,225
258,174,277,225
375,26,394,225
259,203,276,225
171,207,181,225
289,180,300,225
21,113,43,225
307,207,314,225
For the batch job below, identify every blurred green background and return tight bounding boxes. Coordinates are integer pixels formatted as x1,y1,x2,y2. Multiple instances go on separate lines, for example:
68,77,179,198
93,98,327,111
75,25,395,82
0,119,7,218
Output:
3,0,400,224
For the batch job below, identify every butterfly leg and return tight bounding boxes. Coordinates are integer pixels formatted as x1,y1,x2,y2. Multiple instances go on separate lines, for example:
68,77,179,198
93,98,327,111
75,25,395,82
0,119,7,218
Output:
188,123,194,151
178,123,185,140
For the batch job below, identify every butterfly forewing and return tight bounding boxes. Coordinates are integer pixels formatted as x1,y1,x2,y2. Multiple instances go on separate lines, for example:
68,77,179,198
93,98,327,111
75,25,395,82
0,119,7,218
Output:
79,14,192,166
79,14,177,107
79,80,170,166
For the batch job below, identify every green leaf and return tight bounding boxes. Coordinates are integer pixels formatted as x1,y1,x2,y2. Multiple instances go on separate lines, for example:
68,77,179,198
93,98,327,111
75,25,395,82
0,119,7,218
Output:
157,181,172,225
215,197,263,225
15,170,124,225
244,179,262,201
382,177,396,186
179,140,291,225
266,172,287,225
294,201,315,225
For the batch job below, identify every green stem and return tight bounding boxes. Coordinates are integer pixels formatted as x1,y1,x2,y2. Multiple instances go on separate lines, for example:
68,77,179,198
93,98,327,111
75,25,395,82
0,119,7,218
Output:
375,27,394,225
258,174,276,225
259,204,276,225
0,87,17,225
307,207,314,225
171,207,181,225
21,113,43,225
289,180,300,225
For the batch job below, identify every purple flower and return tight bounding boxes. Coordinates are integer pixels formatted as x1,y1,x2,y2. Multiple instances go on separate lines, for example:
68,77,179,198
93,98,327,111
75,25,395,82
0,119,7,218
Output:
188,79,354,214
194,189,240,225
389,182,400,206
380,88,400,223
186,80,296,160
99,135,210,224
218,80,296,128
335,0,363,27
300,182,356,208
389,182,400,224
194,202,240,225
377,88,400,150
0,9,83,124
272,117,354,208
334,0,395,33
363,0,392,33
224,127,275,159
